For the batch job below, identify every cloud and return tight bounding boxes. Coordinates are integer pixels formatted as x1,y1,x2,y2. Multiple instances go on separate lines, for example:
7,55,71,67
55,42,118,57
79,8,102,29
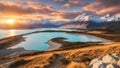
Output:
68,0,88,6
51,11,81,19
61,3,71,8
26,1,38,6
0,1,85,23
115,13,120,16
0,1,55,15
54,0,64,2
0,1,82,23
0,2,32,15
83,0,120,15
96,6,120,15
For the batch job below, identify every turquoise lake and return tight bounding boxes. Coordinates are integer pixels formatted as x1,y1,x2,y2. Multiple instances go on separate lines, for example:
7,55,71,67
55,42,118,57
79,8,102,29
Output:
0,28,104,51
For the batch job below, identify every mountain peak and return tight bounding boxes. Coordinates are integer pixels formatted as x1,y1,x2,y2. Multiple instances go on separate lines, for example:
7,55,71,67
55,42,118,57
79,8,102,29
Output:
73,13,90,21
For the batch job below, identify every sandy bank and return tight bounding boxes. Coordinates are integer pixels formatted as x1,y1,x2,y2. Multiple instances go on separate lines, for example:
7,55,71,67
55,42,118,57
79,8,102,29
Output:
46,41,62,51
0,47,34,58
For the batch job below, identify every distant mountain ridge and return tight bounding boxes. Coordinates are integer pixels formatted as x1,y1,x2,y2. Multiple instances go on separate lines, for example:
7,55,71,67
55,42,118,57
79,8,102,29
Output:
60,13,120,30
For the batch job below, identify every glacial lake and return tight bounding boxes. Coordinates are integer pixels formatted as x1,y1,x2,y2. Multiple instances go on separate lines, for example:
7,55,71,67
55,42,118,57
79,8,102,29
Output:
0,28,104,51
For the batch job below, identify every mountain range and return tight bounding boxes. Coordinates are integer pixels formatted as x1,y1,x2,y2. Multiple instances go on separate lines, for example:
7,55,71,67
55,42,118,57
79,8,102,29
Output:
60,13,120,30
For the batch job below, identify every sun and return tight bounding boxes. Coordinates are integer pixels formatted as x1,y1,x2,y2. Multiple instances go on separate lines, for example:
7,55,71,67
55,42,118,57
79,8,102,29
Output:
7,19,15,24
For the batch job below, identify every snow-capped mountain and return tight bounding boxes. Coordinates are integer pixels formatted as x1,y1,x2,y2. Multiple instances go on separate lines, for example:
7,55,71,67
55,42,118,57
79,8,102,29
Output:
73,13,90,21
73,13,120,23
60,13,120,30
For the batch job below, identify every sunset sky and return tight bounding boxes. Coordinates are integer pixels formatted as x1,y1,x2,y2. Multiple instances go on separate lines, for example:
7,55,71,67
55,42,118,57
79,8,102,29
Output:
0,0,120,24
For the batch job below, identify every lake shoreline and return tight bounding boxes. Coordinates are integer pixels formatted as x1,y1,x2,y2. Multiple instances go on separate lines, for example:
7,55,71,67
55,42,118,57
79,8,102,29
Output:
0,30,111,58
46,41,62,51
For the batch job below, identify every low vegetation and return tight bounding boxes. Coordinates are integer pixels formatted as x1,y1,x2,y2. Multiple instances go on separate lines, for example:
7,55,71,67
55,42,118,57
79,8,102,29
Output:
60,58,71,65
18,51,46,57
0,35,24,50
50,37,102,51
9,59,31,68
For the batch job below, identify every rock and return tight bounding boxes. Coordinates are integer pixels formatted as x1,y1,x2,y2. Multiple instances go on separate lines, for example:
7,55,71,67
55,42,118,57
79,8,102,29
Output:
92,60,106,68
102,54,118,64
112,54,120,59
106,64,115,68
117,59,120,66
106,64,119,68
89,54,120,68
89,57,102,67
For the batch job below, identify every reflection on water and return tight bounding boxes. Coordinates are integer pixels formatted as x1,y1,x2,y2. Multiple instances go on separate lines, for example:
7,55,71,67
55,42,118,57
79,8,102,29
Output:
0,28,84,39
9,30,16,36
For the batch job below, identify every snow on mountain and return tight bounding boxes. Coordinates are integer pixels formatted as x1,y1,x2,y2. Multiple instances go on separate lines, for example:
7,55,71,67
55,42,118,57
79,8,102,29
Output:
73,13,100,22
73,13,120,22
73,13,89,21
100,14,120,22
60,13,120,29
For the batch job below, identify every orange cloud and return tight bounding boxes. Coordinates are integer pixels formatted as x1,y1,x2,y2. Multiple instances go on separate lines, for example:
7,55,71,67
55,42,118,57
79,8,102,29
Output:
115,13,120,16
96,6,120,15
83,0,120,15
0,1,57,23
0,1,81,23
26,1,38,6
0,1,55,15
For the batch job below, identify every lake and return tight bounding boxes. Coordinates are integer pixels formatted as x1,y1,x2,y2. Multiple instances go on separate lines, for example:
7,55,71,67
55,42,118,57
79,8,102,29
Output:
0,28,104,51
0,28,82,39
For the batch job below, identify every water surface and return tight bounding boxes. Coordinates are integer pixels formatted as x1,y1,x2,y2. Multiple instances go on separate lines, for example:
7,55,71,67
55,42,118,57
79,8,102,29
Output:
0,28,81,39
0,28,104,51
10,32,103,51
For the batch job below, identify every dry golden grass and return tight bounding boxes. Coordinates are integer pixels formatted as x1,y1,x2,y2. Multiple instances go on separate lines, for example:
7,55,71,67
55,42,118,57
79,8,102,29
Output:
17,54,59,68
0,41,119,68
67,62,87,68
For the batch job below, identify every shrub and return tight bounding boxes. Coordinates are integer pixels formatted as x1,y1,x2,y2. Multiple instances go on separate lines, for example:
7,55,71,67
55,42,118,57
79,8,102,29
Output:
9,59,30,68
60,58,70,65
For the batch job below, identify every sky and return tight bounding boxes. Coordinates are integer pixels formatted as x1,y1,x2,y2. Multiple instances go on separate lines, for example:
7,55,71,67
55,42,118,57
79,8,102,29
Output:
0,0,120,24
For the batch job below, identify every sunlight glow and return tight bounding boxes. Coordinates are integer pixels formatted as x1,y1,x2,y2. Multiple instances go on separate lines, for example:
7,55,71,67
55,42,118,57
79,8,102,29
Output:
7,19,15,24
9,30,16,36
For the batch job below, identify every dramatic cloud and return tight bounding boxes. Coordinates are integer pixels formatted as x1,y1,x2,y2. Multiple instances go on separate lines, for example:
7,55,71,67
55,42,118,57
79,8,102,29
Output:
83,0,120,15
0,1,82,23
0,1,55,15
0,0,119,24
